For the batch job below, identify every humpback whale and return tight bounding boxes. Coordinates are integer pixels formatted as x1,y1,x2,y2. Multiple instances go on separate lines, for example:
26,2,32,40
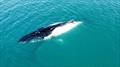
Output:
18,20,82,43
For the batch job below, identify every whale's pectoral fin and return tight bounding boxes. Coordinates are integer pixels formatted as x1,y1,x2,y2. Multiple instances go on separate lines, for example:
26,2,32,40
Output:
57,38,64,43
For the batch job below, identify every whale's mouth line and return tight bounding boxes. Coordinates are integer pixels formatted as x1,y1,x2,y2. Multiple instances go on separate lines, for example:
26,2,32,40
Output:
18,20,83,43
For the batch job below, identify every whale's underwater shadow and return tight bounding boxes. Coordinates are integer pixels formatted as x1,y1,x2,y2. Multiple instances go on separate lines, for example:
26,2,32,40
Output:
16,40,47,64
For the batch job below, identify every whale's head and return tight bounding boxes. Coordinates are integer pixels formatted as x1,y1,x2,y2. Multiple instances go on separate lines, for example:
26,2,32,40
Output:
66,20,82,26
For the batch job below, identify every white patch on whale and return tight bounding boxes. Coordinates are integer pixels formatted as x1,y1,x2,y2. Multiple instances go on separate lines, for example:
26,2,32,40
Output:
44,21,83,40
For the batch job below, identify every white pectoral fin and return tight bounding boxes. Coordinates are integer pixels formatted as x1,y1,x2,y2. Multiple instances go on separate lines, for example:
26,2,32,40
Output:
58,39,63,42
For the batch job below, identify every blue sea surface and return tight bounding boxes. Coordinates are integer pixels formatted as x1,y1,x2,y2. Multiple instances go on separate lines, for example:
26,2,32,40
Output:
0,0,120,67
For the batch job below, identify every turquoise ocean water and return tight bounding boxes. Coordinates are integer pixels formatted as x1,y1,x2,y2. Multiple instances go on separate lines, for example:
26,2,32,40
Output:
0,0,120,67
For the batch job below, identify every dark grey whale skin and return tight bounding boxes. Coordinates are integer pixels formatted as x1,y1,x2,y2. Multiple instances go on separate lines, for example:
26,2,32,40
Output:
18,22,66,42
